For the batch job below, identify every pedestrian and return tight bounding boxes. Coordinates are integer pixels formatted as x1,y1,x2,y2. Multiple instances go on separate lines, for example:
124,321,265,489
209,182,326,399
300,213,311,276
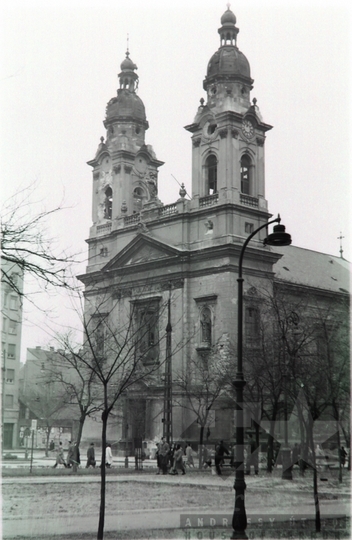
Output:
292,443,300,468
202,445,212,469
155,442,161,474
71,441,81,473
245,434,258,475
170,444,185,475
66,441,74,468
52,442,67,468
105,443,113,468
185,442,194,468
215,440,229,475
339,446,347,468
159,437,170,475
86,442,96,468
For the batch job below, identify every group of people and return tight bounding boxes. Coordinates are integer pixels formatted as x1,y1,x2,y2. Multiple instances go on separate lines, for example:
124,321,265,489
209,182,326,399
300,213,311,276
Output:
52,441,80,472
52,441,114,470
155,439,195,475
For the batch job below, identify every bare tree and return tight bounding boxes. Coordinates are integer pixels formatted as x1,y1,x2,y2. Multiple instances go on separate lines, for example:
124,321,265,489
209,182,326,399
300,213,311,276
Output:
175,335,233,468
1,184,77,302
53,287,181,540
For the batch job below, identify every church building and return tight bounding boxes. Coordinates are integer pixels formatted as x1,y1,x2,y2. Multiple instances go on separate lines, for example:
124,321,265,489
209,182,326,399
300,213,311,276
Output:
78,7,349,450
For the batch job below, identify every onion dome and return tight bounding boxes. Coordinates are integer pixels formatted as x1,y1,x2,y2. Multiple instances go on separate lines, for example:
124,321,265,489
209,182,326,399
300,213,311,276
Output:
204,6,252,86
104,50,148,129
221,7,237,25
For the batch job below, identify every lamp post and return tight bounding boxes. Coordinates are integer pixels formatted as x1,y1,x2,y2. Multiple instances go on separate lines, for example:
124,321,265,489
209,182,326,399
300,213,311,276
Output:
232,215,291,540
163,283,173,445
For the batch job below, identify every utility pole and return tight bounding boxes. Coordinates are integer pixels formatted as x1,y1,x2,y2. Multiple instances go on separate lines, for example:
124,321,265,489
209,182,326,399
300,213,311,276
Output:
163,283,173,445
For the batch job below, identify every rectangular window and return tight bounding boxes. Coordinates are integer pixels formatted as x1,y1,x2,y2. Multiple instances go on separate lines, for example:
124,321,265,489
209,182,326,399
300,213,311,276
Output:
245,222,254,234
7,344,16,359
133,299,160,365
10,296,17,310
245,306,260,347
5,394,14,408
8,319,17,335
6,369,15,383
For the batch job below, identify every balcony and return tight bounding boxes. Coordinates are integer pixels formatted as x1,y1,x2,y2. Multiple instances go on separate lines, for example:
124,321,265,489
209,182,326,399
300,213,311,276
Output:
199,193,219,208
240,194,259,207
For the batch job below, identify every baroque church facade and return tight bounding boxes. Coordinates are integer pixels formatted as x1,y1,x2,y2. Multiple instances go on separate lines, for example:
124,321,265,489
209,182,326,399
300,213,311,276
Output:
78,8,349,449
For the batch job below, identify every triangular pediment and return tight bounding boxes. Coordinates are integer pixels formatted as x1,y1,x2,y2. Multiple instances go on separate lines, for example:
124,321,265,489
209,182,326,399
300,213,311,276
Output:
103,233,184,271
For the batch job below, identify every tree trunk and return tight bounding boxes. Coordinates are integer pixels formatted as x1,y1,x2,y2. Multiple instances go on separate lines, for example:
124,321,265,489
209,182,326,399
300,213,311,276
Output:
266,409,277,473
307,417,321,533
76,412,85,447
45,426,52,457
199,425,204,469
97,407,108,540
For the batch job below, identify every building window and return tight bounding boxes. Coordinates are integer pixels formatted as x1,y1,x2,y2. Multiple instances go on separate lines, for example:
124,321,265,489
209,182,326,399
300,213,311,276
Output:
8,319,17,335
205,155,218,195
245,306,260,347
7,344,16,359
2,317,6,333
200,307,212,346
10,296,17,310
134,299,160,364
5,394,14,408
6,369,14,383
241,154,252,195
133,187,146,213
245,222,254,234
104,187,113,219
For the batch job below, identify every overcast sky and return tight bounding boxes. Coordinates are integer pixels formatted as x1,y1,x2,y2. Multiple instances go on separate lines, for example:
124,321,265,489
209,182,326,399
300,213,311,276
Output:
1,0,351,362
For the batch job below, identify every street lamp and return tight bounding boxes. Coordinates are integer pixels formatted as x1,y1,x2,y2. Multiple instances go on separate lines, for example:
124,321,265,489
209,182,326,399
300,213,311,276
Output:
232,215,291,540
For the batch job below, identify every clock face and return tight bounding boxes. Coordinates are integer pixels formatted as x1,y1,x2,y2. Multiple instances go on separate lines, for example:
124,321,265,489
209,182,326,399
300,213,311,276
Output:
135,156,147,174
242,119,254,139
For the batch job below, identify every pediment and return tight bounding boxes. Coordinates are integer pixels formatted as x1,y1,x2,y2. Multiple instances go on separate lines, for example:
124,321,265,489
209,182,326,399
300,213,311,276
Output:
103,233,184,271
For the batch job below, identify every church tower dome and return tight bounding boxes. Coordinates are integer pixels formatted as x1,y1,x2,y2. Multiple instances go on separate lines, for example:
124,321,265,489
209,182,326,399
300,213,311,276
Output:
203,6,253,114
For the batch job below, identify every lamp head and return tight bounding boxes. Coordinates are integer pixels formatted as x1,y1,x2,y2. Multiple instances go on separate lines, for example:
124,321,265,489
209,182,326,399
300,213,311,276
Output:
264,223,292,247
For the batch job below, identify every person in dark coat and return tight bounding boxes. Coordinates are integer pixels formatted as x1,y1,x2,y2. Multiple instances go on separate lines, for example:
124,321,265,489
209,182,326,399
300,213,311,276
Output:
159,437,170,475
245,434,259,475
86,443,96,468
170,444,186,475
66,441,74,468
215,440,229,475
339,446,347,468
292,443,300,467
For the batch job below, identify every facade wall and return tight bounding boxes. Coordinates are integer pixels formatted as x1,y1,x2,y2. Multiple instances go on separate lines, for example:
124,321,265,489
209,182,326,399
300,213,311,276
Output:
1,260,23,450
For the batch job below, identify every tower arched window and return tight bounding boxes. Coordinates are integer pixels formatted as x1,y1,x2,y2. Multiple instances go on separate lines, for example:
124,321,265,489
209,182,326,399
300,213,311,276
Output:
133,187,146,213
240,154,252,195
104,187,113,219
205,154,218,195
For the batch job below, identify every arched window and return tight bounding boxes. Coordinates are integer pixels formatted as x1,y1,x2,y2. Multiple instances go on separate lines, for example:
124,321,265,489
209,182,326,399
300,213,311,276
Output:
133,187,146,213
200,307,212,345
240,154,252,195
104,187,113,219
205,154,217,195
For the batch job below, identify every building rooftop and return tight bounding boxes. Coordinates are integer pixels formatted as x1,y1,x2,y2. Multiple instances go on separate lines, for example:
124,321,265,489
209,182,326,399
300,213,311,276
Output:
272,245,350,294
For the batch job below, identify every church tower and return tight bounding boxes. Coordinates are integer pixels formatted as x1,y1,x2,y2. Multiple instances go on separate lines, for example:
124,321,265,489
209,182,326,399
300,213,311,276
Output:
87,50,164,238
185,6,272,242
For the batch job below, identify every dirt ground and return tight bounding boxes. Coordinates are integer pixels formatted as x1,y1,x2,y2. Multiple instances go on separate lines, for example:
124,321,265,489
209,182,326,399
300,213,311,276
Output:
2,469,350,540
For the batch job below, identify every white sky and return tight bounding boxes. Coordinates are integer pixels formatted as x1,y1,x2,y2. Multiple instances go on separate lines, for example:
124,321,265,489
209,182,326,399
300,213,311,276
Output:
1,0,351,362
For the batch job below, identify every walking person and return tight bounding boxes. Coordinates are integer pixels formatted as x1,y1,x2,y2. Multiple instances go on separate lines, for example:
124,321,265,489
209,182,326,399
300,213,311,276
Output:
170,444,186,475
159,437,170,475
71,441,80,473
185,442,194,468
339,446,347,468
245,434,259,475
66,441,74,468
292,443,300,468
52,442,67,468
105,443,113,468
86,442,96,468
215,440,229,475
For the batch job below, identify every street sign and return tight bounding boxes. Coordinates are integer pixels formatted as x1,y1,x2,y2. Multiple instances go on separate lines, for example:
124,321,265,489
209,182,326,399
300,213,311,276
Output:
31,419,37,431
